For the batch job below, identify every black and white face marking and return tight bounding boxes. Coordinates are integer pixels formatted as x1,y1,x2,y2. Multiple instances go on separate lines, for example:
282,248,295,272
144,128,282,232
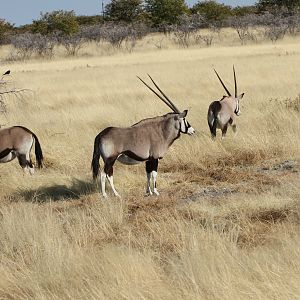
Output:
180,118,195,135
234,98,240,116
234,93,244,116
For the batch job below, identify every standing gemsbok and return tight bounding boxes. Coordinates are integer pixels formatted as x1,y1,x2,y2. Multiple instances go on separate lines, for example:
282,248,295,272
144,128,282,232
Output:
207,66,245,139
0,126,43,174
92,75,195,198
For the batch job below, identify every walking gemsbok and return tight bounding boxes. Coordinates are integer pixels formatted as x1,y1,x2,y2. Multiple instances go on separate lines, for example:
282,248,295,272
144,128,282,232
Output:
0,126,43,174
207,66,245,139
92,75,195,198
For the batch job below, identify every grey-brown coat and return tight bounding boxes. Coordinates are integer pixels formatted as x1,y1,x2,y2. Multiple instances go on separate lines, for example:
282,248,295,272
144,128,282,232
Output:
92,75,195,198
0,126,43,174
208,66,245,139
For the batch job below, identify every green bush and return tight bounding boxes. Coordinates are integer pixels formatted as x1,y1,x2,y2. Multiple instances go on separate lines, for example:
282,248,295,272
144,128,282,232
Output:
32,10,79,36
145,0,188,27
105,0,143,22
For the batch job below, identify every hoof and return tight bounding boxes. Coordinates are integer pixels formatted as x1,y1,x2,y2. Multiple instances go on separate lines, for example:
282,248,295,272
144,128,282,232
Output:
153,189,160,196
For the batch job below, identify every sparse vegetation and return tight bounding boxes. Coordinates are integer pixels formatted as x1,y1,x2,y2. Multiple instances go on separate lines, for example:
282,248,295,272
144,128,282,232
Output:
0,32,300,299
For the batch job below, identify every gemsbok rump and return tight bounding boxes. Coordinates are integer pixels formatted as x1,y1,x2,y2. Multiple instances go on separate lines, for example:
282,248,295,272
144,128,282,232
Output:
92,75,195,198
207,66,245,139
0,126,43,174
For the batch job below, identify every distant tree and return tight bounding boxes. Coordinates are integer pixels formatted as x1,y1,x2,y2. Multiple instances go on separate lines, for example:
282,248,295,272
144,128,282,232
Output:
191,1,232,22
76,15,103,26
232,6,257,16
32,10,79,36
145,0,188,27
256,0,300,12
0,19,14,44
105,0,143,22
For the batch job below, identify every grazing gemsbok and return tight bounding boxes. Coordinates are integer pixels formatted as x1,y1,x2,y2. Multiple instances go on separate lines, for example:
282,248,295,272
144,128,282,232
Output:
0,126,43,174
92,75,195,198
207,66,245,139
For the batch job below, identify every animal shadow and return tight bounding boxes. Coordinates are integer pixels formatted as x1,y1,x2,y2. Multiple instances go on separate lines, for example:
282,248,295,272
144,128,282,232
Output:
17,178,97,203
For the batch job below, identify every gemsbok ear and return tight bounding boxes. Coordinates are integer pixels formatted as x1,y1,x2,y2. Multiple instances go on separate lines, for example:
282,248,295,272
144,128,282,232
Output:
238,93,245,99
179,110,188,118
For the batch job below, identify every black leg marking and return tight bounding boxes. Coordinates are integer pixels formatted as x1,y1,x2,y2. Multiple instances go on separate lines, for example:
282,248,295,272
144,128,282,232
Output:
145,159,158,173
146,161,151,173
222,124,228,137
104,157,117,177
17,154,27,168
28,159,34,168
152,159,158,172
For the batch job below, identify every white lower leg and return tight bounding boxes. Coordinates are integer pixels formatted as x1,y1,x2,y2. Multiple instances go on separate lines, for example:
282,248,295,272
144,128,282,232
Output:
100,171,108,198
29,165,35,175
152,171,159,196
23,166,30,175
107,175,121,198
146,172,153,195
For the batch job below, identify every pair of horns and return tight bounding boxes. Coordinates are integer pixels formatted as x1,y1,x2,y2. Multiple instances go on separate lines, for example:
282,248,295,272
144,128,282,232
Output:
214,66,238,98
137,74,180,113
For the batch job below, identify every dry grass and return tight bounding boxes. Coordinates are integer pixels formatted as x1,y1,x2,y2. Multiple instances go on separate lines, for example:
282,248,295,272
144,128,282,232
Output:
0,30,300,299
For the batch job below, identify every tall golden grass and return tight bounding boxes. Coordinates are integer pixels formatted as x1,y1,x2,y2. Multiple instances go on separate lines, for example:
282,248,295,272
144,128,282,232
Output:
0,31,299,299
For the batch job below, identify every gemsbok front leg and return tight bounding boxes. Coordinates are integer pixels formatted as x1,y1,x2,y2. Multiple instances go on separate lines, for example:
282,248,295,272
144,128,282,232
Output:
145,159,159,196
221,124,228,139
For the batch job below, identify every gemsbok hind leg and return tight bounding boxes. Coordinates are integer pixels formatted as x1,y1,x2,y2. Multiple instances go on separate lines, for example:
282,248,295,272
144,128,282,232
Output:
17,154,31,175
103,157,120,198
26,152,35,175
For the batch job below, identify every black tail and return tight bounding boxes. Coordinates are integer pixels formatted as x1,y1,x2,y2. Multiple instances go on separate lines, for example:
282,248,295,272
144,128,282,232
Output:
32,133,43,168
208,101,221,139
91,135,101,180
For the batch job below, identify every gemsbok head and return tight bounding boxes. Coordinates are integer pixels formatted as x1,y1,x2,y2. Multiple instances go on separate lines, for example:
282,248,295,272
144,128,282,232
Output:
0,126,43,174
91,74,195,198
207,66,245,139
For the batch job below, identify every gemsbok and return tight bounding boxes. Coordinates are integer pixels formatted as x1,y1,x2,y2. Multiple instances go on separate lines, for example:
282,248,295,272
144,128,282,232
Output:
207,66,245,139
92,75,195,198
0,126,43,174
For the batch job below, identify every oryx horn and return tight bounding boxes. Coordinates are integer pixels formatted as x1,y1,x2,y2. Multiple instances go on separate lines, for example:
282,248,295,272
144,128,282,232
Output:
137,75,180,113
233,65,237,98
147,74,180,113
214,69,231,97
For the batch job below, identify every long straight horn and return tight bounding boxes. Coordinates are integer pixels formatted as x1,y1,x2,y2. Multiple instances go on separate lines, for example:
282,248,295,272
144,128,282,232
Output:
233,65,237,98
137,76,175,112
214,69,231,97
147,74,180,113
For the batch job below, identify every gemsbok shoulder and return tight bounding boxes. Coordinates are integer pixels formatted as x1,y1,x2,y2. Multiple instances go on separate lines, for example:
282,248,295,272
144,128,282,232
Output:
207,66,245,139
92,75,195,198
0,126,43,174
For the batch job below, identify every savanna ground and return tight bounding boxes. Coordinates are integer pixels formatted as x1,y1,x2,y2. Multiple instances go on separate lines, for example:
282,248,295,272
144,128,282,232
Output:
0,29,300,299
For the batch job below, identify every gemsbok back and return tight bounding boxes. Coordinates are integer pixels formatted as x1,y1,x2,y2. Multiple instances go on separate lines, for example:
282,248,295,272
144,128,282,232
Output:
92,75,195,198
0,126,43,174
207,66,245,139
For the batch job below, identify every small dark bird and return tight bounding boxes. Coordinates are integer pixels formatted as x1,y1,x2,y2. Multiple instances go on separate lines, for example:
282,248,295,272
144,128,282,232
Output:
3,70,10,76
